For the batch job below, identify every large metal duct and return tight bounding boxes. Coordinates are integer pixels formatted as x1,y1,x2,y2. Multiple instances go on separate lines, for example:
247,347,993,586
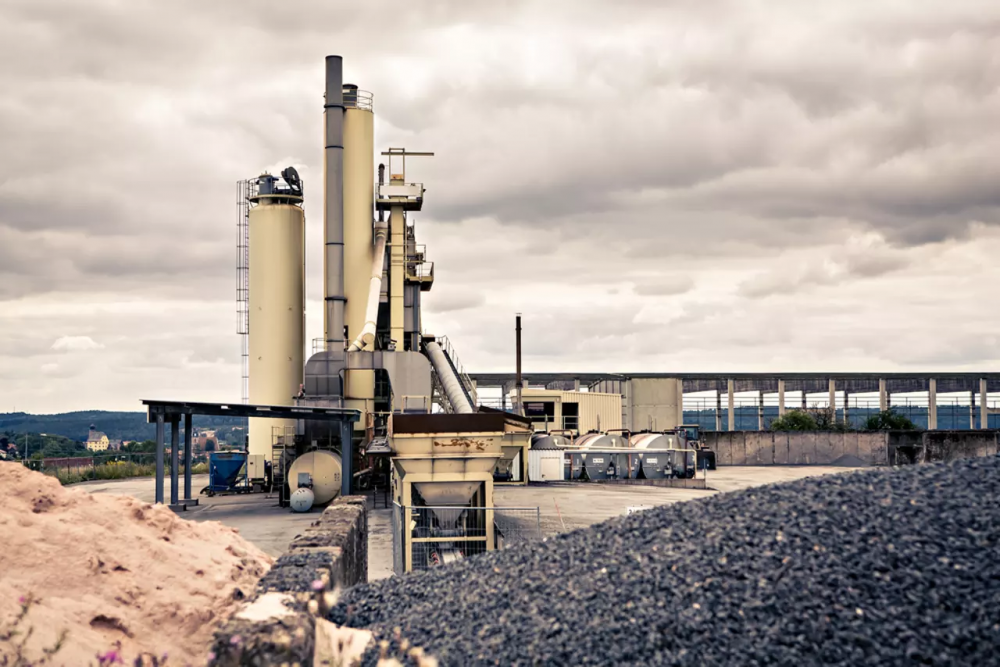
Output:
425,341,475,414
347,221,388,352
324,55,346,351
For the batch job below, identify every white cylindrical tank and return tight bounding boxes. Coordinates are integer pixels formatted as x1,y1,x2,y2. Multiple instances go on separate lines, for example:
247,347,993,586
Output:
248,191,305,459
342,98,374,347
630,432,678,450
288,450,343,505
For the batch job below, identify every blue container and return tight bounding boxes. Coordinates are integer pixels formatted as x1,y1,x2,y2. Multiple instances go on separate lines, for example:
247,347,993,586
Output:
207,452,248,493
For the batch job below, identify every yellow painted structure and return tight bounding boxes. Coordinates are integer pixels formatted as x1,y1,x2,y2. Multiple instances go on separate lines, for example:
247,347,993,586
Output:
514,389,622,435
342,105,375,344
248,194,305,458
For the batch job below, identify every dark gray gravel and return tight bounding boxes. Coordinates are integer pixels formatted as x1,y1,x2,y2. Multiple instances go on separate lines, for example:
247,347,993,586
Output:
330,457,1000,666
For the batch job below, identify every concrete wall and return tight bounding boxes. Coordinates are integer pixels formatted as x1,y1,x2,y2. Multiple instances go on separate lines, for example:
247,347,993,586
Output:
706,430,1000,466
705,431,890,466
209,495,368,666
896,431,1000,464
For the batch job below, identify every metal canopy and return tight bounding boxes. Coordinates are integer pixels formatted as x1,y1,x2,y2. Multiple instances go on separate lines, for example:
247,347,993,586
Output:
141,399,361,508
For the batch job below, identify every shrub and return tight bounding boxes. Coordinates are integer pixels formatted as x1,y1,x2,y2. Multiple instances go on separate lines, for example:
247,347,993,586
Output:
863,409,918,431
769,410,818,431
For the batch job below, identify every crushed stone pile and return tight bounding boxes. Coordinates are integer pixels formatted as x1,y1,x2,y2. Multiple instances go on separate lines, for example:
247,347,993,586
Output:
0,464,273,665
332,457,1000,666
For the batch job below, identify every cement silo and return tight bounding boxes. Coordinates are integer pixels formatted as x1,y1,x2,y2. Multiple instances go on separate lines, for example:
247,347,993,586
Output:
342,85,377,417
247,172,305,459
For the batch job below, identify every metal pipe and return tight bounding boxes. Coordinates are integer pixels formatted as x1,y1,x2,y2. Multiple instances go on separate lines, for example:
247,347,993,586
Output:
425,341,474,413
347,222,388,351
324,55,346,350
515,314,523,416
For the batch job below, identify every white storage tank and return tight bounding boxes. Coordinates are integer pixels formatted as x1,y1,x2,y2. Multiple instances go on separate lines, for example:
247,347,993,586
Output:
248,174,305,459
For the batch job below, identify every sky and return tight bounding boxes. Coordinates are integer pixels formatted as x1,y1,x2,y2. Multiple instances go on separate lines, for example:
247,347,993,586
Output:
1,0,999,413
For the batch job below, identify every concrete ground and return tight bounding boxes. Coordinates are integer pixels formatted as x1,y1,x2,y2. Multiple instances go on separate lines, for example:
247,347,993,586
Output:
78,466,860,581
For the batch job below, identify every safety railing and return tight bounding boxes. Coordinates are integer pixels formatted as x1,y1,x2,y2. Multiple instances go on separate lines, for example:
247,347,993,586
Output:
392,504,542,574
343,88,373,111
437,336,478,406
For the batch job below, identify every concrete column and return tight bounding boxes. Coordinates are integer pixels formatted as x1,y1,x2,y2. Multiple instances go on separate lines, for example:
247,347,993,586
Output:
573,379,580,391
801,390,806,410
715,390,722,431
727,380,735,432
154,414,164,504
928,378,937,430
970,389,976,429
170,418,180,506
843,390,849,427
981,378,989,430
777,380,786,417
183,414,193,501
757,390,765,431
879,379,887,412
828,379,836,421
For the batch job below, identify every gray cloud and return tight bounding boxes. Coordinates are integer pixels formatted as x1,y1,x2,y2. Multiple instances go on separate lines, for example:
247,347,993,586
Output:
1,0,999,411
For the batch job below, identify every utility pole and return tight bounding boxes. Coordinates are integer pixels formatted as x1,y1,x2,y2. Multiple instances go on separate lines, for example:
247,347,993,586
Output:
515,314,523,416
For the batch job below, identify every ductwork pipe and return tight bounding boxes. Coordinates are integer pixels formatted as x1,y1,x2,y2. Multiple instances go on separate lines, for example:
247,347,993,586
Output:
347,222,388,352
424,341,475,414
324,55,346,350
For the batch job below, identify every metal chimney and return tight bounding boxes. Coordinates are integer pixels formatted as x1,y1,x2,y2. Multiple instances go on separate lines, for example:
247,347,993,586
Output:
324,55,346,350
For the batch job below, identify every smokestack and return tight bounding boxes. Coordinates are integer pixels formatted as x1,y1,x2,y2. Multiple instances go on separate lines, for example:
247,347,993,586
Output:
515,313,523,416
324,55,346,350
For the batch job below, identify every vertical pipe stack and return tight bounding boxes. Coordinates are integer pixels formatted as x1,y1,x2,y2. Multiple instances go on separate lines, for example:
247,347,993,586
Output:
324,56,346,351
515,314,523,416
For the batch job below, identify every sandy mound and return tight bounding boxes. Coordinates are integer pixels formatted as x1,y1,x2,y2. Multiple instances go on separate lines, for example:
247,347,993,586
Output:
0,464,273,665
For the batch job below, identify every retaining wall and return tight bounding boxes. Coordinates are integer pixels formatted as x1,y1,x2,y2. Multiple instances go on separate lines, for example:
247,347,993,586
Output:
705,430,1000,466
208,495,368,667
706,431,890,466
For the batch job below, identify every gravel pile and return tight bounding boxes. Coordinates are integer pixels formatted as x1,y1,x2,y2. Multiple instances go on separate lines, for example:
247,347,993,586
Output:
331,457,1000,666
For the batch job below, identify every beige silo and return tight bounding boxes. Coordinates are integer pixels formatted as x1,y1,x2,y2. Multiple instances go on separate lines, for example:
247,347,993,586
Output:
248,184,305,459
342,88,376,419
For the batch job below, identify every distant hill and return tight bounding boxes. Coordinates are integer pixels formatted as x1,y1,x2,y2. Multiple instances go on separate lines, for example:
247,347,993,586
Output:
0,411,246,443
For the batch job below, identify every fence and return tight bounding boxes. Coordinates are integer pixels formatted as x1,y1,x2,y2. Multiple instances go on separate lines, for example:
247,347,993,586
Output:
392,503,541,574
682,395,1000,432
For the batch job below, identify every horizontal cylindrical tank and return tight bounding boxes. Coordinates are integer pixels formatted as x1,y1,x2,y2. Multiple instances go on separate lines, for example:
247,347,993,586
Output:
630,432,678,450
531,433,573,449
288,450,343,505
574,432,629,449
248,194,305,459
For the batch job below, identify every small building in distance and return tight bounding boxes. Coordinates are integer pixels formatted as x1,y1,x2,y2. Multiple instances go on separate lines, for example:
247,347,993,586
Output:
85,425,110,452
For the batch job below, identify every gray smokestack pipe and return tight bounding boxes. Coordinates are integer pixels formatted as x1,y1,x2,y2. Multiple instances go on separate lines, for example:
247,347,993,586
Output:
324,55,346,350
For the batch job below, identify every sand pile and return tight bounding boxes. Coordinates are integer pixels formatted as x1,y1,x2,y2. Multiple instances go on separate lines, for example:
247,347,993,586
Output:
0,463,273,665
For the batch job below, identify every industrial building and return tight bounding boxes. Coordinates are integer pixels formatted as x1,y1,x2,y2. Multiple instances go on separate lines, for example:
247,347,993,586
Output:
472,372,1000,432
141,55,998,578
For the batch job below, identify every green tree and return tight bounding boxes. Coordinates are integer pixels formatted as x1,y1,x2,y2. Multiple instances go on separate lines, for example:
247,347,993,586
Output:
863,409,918,431
769,410,819,431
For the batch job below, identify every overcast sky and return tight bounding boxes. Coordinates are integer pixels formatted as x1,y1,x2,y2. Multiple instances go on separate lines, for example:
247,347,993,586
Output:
1,0,998,413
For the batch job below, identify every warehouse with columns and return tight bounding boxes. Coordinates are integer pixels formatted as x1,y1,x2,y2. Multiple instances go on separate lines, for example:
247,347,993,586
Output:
469,372,1000,432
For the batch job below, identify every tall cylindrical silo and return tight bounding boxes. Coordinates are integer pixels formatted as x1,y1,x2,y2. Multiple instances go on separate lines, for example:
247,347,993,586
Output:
342,85,376,418
248,180,305,459
343,86,374,345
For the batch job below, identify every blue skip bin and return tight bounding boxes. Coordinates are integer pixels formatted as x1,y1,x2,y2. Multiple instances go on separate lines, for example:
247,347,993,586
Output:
205,451,248,495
